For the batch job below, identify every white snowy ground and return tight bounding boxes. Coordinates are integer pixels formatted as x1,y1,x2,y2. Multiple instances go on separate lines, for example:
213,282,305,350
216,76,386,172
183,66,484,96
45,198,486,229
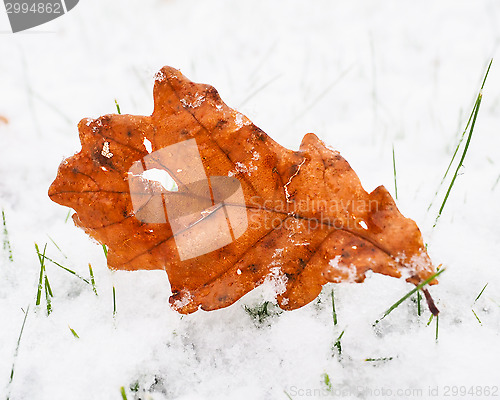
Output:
1,1,500,399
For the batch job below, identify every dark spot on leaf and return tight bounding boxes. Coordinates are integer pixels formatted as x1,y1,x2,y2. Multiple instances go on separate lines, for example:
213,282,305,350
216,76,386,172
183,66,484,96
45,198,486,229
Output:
248,264,258,273
215,119,228,129
255,130,267,142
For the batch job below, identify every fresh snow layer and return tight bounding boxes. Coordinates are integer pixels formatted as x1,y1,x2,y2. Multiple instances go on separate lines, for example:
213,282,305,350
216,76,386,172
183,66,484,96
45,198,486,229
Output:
1,1,500,399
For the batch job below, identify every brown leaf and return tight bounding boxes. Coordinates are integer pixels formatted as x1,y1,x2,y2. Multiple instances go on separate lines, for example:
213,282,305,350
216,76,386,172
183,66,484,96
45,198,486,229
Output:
49,66,437,314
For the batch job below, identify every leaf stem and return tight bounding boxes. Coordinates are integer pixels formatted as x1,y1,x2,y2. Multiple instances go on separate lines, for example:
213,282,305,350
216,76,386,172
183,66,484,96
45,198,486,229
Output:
374,268,445,325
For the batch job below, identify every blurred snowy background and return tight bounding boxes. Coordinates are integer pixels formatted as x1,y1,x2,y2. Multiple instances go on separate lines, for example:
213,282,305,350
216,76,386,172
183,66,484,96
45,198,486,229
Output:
1,1,500,399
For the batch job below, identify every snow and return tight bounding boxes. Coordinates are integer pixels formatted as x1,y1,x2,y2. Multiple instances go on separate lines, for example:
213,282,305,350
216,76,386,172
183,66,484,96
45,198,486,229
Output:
1,0,500,399
101,141,114,159
144,138,153,153
329,255,357,283
180,93,205,109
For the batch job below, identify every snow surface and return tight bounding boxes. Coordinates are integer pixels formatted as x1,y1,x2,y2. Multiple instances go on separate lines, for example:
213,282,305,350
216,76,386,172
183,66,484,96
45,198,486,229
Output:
1,0,500,399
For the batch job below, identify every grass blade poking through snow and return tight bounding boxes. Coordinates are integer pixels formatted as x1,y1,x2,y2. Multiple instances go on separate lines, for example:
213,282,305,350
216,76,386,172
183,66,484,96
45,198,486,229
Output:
392,144,398,200
331,288,338,326
120,386,128,400
428,59,493,212
115,99,121,115
373,268,445,325
6,306,30,400
417,289,422,316
474,283,488,303
89,264,98,296
322,373,333,392
435,315,439,342
472,309,482,324
428,102,476,211
36,249,90,285
433,59,492,226
35,244,55,315
333,330,344,358
113,286,117,318
69,326,80,339
35,243,47,306
44,275,53,315
2,209,14,262
471,283,487,325
365,357,394,362
47,236,67,259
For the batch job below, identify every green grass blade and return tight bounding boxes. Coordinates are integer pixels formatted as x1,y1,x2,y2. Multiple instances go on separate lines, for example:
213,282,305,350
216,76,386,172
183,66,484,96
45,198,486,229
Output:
492,174,500,191
47,235,67,259
44,275,53,297
472,309,482,324
35,243,47,306
115,100,121,115
322,373,333,392
392,144,398,200
435,315,439,342
113,286,117,318
89,264,98,296
434,96,481,225
434,59,492,226
2,208,14,262
474,283,488,303
417,289,422,316
120,386,128,400
36,251,90,285
333,330,344,357
331,288,338,326
6,306,30,400
428,100,478,211
69,326,80,339
44,276,53,315
244,301,281,325
374,268,445,325
102,244,108,259
284,391,293,400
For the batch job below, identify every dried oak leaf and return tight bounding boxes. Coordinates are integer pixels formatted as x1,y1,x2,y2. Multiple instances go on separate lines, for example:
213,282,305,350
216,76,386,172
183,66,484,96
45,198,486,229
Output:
49,66,437,314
